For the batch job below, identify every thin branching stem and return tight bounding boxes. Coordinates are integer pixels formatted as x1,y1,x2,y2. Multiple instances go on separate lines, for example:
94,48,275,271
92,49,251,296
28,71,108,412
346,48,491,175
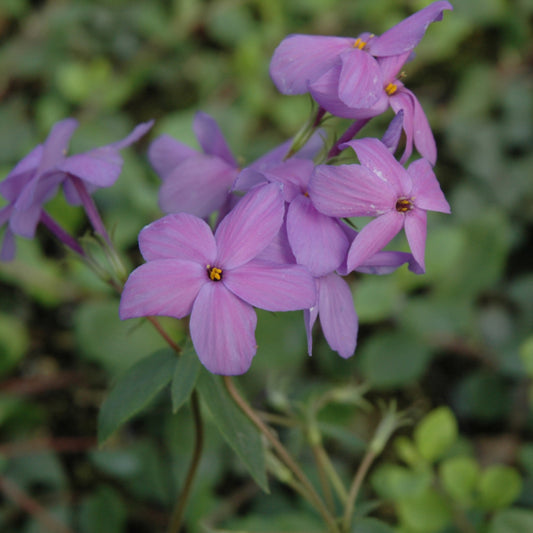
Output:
342,448,377,532
223,376,341,533
167,391,203,533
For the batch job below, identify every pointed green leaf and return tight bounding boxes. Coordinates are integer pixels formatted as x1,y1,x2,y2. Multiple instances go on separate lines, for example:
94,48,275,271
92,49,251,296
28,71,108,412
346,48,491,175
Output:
197,371,268,492
98,349,177,444
171,344,201,413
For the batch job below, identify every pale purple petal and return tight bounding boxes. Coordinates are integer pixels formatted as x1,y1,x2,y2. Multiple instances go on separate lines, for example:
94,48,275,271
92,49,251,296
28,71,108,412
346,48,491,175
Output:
337,48,384,109
0,226,15,261
411,90,437,165
317,273,357,359
366,1,453,57
190,282,257,375
0,145,43,200
378,52,412,82
309,164,395,218
346,210,404,271
408,159,450,213
389,90,415,164
381,110,404,153
119,259,206,320
233,168,268,192
9,203,45,238
139,213,217,264
193,112,237,167
287,195,349,276
109,120,154,150
255,218,296,264
215,183,284,269
37,118,78,173
261,158,315,202
148,135,197,180
14,170,64,210
355,250,421,275
223,259,316,312
247,140,292,172
310,64,388,119
404,208,427,271
341,138,411,195
269,34,352,94
158,154,238,217
58,147,123,187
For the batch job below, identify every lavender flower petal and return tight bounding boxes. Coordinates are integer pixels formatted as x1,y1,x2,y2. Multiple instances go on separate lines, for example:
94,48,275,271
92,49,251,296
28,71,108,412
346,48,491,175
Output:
119,259,206,320
346,210,404,271
317,273,358,359
215,183,284,269
193,112,238,167
139,213,217,264
269,34,352,95
287,195,349,276
223,259,316,312
190,282,258,375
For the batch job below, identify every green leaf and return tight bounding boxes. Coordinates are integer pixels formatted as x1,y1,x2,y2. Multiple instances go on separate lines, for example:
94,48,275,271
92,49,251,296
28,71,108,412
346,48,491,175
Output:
171,344,201,413
371,464,432,500
196,371,268,492
352,517,396,533
439,456,480,504
414,407,458,462
489,508,533,533
478,465,522,510
397,489,453,532
79,485,127,533
98,349,177,444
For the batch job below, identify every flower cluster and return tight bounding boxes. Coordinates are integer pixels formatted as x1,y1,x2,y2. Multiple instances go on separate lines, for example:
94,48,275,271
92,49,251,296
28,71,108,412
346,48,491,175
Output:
1,1,452,376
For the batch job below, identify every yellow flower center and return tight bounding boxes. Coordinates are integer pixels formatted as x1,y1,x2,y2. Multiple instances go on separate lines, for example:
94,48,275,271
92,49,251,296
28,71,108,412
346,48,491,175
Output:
353,38,366,50
395,198,413,213
207,265,223,281
385,82,398,96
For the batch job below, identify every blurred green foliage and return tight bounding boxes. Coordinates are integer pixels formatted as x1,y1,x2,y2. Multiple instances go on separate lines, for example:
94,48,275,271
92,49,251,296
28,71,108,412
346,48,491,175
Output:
0,0,532,531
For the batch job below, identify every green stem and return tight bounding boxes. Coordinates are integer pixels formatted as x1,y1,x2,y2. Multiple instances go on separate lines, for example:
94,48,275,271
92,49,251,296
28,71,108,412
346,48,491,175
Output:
223,376,341,533
342,448,377,532
167,391,203,533
314,442,348,505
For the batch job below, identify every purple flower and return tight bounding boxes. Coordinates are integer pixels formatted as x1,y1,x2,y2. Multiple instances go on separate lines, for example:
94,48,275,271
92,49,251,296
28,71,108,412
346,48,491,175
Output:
119,183,316,375
149,112,240,218
237,158,350,276
306,272,358,359
309,138,450,272
0,118,153,259
270,2,452,114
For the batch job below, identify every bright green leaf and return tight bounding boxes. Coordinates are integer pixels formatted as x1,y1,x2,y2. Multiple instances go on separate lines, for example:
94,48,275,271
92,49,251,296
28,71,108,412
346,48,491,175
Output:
171,344,201,413
196,371,268,492
397,489,452,532
478,465,522,510
439,456,480,504
98,349,177,444
414,407,458,462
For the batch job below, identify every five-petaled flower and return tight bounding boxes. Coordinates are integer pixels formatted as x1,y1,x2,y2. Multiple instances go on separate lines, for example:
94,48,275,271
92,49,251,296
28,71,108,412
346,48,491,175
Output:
309,138,450,273
119,183,316,375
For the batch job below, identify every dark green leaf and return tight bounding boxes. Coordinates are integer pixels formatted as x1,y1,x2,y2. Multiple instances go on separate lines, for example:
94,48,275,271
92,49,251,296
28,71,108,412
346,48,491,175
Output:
98,349,177,444
171,344,201,413
197,371,268,492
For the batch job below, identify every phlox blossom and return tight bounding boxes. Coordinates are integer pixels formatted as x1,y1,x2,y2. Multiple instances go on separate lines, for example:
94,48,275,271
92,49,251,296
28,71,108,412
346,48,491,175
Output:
0,118,153,260
119,183,316,375
309,138,450,272
270,1,452,123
